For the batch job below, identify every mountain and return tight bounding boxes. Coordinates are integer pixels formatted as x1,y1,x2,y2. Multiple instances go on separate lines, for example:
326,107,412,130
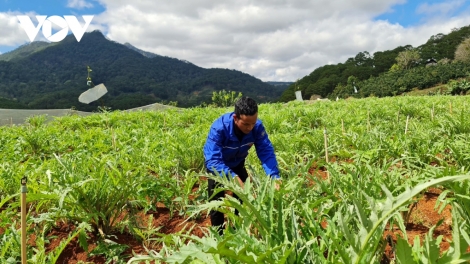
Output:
265,81,294,92
0,41,53,62
0,31,286,110
266,81,294,86
123,43,161,59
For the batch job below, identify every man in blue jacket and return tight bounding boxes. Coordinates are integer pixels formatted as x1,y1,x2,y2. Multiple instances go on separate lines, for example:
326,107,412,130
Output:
203,96,280,234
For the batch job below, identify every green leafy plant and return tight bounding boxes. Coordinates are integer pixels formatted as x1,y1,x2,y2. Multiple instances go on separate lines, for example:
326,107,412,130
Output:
211,90,242,107
50,153,150,236
131,214,162,248
89,239,129,264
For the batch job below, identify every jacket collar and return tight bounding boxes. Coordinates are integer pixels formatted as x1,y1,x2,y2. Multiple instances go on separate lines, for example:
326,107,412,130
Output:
227,112,239,141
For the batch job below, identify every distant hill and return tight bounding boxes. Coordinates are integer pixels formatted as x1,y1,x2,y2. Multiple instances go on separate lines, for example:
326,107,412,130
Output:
0,31,287,110
280,24,470,101
266,81,294,86
123,43,162,59
0,41,53,62
265,81,294,93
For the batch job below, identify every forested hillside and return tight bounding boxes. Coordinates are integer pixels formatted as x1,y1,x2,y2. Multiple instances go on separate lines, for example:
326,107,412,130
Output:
0,31,285,110
280,25,470,101
0,97,30,109
0,41,52,62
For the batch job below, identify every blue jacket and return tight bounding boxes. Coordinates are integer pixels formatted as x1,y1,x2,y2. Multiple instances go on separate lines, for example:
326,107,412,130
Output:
203,112,280,179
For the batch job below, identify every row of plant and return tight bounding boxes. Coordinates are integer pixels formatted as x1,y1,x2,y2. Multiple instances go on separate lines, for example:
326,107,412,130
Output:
1,95,470,263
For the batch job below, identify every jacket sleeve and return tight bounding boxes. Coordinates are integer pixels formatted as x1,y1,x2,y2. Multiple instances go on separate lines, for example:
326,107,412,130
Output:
203,126,237,178
254,123,280,179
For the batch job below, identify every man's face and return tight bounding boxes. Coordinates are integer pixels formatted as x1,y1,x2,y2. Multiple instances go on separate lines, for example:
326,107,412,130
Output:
233,113,258,134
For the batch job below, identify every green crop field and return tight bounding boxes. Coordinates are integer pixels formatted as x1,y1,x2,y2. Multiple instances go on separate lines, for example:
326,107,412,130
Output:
0,103,175,126
1,96,470,263
0,109,92,126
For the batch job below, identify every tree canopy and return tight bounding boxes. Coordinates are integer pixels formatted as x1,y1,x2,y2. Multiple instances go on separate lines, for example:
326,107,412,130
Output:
455,38,470,63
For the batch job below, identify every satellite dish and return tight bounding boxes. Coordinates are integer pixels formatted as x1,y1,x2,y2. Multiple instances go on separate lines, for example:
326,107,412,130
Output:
79,83,108,104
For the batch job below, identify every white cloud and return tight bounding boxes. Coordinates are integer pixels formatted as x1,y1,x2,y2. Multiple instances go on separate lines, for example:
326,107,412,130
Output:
92,0,470,81
67,0,94,9
2,0,470,81
0,11,36,46
417,0,466,16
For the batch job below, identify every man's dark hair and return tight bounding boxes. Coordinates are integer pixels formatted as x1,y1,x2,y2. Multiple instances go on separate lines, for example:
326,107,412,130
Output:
234,96,258,117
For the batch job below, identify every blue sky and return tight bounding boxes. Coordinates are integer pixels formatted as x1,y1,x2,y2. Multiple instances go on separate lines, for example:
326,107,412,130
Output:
0,0,469,81
0,0,105,53
375,0,470,27
1,0,105,17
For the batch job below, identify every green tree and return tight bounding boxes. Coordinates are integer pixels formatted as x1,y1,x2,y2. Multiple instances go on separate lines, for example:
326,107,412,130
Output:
454,38,470,63
389,63,401,72
395,49,421,70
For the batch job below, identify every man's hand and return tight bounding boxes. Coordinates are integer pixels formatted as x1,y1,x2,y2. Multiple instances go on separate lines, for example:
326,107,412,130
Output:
274,180,281,191
234,176,245,189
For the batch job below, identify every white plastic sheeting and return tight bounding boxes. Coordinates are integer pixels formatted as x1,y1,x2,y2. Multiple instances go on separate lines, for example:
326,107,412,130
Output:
79,83,108,104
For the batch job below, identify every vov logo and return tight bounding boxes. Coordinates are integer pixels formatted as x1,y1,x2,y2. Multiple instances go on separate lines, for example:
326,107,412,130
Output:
17,15,94,42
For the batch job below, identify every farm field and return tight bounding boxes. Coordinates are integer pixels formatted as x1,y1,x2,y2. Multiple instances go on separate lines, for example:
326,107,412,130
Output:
0,103,175,126
1,95,470,263
0,109,92,126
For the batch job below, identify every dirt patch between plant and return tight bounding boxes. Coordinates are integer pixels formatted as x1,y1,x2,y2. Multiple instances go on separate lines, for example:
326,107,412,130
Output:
382,188,453,263
48,204,211,263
